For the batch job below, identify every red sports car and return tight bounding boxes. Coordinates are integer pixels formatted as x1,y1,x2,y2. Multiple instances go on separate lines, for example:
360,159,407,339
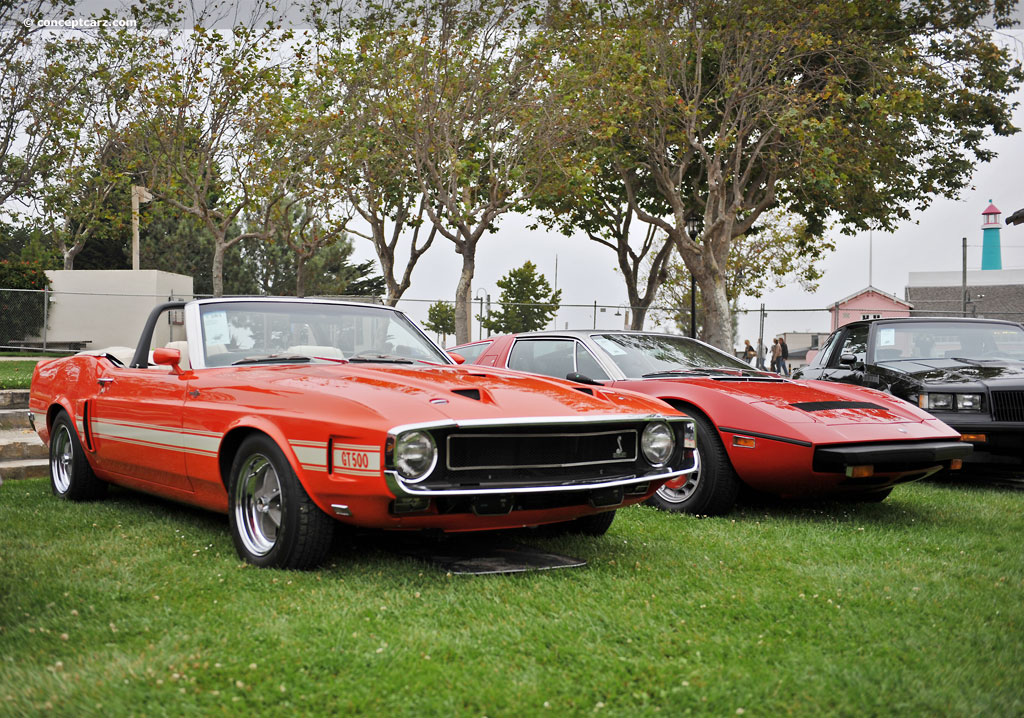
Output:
451,331,970,515
29,299,696,569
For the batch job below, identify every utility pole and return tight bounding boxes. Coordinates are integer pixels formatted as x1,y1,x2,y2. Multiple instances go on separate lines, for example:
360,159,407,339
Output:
962,236,968,317
757,303,766,370
689,275,696,339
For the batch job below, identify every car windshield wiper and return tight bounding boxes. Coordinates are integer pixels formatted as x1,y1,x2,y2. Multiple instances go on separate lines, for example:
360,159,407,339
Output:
348,353,416,364
232,354,313,366
642,367,734,378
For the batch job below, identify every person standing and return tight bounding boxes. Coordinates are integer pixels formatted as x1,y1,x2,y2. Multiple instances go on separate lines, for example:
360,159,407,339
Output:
770,337,781,373
778,336,790,377
742,339,756,366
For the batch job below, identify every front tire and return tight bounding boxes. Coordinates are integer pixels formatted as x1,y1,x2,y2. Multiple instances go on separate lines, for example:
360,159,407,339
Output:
49,411,106,500
228,434,334,569
645,408,739,516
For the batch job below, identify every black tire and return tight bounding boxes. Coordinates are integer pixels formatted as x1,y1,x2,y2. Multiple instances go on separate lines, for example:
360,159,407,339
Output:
227,434,334,570
645,408,739,516
551,509,616,536
49,410,107,500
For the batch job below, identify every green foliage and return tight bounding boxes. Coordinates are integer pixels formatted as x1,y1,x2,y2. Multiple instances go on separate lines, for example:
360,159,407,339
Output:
1,478,1023,716
423,301,456,340
0,259,51,345
481,261,561,334
537,0,1023,349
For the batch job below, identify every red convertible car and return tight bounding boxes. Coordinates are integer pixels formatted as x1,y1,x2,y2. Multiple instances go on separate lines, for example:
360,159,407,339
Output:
29,299,696,569
452,331,971,515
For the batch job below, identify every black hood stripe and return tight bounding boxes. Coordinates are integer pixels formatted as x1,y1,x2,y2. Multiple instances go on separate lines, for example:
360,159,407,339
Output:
791,401,888,412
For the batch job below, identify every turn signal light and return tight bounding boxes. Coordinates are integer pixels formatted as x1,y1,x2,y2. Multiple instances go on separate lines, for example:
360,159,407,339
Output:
960,433,987,443
845,465,875,479
950,459,963,470
732,436,756,448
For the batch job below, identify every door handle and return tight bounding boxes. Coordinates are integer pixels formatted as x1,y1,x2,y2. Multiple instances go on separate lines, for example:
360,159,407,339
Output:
97,377,114,386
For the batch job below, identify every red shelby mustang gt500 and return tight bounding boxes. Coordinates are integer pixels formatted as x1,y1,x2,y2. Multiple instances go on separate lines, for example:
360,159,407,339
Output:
29,298,696,569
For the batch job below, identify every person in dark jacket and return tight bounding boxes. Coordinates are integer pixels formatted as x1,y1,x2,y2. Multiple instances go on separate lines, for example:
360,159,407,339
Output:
777,336,789,377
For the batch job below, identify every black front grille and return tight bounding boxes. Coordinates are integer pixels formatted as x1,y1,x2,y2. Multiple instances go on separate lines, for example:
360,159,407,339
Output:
447,429,637,470
991,390,1024,421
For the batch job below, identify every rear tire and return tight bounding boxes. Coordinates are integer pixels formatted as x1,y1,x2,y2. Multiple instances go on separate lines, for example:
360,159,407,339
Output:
49,411,107,501
645,408,739,516
228,434,334,569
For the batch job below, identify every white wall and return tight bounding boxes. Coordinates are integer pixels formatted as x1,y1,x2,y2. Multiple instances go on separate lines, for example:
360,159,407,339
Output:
33,270,194,350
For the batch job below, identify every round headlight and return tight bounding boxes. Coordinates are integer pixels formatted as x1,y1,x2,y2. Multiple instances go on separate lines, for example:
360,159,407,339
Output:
394,430,437,482
641,422,675,467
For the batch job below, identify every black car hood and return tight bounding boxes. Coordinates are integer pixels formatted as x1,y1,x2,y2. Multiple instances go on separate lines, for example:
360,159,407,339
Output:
878,357,1024,385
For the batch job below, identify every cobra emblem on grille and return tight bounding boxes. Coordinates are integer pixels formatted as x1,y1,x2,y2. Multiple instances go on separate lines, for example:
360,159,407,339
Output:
613,435,627,459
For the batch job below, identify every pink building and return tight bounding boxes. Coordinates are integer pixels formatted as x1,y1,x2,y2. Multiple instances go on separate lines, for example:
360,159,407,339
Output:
827,286,913,331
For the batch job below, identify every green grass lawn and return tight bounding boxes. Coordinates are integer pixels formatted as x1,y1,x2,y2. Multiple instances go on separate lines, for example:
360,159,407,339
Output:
0,361,38,390
1,477,1021,717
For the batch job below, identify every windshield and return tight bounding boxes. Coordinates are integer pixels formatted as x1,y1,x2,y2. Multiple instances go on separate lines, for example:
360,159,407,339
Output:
591,333,754,378
196,301,450,368
873,321,1024,362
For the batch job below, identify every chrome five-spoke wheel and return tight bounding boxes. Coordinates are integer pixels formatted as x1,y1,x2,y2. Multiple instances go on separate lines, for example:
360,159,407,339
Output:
233,453,283,557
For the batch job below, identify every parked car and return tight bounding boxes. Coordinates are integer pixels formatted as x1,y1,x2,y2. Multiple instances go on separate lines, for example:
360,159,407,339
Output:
793,317,1024,469
29,298,697,569
451,330,970,514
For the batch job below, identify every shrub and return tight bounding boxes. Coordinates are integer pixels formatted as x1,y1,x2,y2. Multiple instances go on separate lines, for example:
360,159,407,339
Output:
0,260,50,346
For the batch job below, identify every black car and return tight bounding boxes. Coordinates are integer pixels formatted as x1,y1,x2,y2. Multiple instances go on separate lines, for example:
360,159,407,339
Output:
794,317,1024,468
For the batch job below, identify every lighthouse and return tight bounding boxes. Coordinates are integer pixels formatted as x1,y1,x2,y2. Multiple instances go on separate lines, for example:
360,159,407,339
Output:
981,201,1002,270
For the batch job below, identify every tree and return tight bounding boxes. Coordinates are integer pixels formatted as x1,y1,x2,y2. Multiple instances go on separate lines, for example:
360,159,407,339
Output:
0,258,51,346
0,0,77,208
529,159,675,330
355,0,550,344
30,11,156,270
655,213,834,339
308,17,438,306
541,0,1023,350
134,2,314,296
480,261,561,334
423,301,456,344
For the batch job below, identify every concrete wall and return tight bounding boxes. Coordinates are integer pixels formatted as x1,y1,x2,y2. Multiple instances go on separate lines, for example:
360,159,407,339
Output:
32,270,194,350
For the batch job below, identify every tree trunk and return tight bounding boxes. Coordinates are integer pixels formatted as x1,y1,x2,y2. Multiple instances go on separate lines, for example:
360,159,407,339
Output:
696,269,731,351
454,250,476,345
295,255,306,298
212,240,225,297
629,304,649,330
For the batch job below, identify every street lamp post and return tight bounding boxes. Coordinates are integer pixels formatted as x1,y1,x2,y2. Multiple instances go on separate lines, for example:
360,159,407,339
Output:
474,288,490,341
685,211,702,339
131,185,153,271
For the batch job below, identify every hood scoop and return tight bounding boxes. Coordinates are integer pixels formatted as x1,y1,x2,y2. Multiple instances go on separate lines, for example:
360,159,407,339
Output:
451,388,482,401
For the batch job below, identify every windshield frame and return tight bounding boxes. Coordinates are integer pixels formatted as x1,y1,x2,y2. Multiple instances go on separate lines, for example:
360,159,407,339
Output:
183,298,452,370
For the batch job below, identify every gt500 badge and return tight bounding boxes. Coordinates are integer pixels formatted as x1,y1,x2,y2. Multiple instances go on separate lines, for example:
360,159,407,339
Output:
333,443,382,477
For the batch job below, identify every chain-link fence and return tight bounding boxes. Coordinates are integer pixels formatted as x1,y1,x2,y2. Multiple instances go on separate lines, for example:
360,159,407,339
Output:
2,287,1022,360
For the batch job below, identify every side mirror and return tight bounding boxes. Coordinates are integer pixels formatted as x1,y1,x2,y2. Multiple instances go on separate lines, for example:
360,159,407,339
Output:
448,351,466,365
152,347,183,375
839,353,858,367
566,371,603,386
